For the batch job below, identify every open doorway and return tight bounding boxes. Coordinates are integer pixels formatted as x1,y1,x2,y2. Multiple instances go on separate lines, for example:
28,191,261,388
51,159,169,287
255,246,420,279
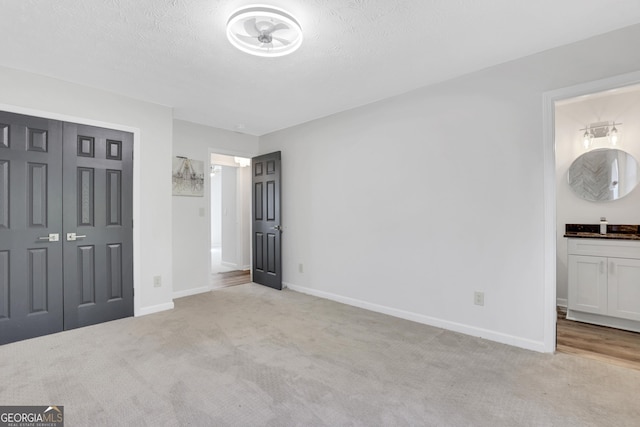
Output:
210,153,252,288
553,83,640,369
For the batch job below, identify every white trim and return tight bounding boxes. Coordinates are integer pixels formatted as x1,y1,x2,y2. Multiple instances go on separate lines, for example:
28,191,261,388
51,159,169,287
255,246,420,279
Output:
541,91,557,353
221,261,238,269
541,70,640,353
219,263,251,271
567,309,640,333
173,286,211,300
0,102,143,318
285,283,546,353
556,298,568,308
137,301,175,316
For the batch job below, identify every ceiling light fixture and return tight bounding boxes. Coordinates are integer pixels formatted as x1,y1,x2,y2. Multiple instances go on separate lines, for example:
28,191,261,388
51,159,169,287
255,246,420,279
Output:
226,5,303,57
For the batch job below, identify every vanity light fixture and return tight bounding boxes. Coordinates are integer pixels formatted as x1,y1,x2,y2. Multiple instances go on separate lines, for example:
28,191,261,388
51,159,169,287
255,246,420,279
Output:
210,164,222,177
579,121,622,149
234,156,251,167
226,5,303,57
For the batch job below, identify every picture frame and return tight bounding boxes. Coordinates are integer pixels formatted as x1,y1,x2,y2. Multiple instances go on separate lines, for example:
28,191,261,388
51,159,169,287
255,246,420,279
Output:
172,156,205,197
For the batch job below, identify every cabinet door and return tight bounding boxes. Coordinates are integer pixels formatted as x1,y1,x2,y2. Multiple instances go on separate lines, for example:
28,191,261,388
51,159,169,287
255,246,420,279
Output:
568,255,608,315
608,258,640,321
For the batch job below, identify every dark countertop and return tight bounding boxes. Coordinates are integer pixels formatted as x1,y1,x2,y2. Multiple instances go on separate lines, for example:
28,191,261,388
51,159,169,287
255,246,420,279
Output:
564,224,640,240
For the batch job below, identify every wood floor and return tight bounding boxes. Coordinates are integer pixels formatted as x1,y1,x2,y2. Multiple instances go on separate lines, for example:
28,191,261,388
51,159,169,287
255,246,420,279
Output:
211,270,251,288
556,307,640,370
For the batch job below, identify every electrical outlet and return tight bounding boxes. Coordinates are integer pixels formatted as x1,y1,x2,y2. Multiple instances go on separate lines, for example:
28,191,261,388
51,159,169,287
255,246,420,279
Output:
298,263,304,273
474,291,484,306
153,276,162,288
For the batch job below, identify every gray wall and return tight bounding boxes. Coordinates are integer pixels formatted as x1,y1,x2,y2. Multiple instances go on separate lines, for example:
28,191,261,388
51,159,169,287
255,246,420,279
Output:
259,24,640,351
171,120,258,296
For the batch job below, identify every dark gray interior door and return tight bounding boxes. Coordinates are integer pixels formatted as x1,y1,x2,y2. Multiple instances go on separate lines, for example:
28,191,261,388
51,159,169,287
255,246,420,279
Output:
0,111,64,344
252,152,282,290
62,123,134,329
0,111,134,345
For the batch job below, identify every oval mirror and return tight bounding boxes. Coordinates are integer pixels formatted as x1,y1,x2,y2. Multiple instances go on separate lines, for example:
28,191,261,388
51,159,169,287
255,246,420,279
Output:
568,148,640,202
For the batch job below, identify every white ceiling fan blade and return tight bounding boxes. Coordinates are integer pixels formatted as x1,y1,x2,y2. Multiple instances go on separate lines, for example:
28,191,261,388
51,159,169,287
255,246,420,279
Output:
235,33,259,45
264,23,289,35
243,18,260,37
272,36,291,46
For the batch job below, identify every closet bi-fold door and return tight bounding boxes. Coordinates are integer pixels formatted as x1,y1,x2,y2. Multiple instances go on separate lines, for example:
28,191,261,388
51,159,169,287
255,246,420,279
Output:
0,112,134,345
62,123,133,330
0,111,64,344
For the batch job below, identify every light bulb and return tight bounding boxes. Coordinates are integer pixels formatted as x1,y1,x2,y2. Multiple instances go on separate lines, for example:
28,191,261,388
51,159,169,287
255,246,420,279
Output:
582,130,591,149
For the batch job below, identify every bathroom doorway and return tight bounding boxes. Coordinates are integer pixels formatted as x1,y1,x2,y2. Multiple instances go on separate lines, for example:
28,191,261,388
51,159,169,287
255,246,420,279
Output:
210,152,252,288
551,81,640,369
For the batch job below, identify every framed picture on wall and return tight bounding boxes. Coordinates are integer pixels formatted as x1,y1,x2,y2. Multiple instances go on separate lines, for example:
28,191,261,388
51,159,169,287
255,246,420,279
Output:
172,156,205,197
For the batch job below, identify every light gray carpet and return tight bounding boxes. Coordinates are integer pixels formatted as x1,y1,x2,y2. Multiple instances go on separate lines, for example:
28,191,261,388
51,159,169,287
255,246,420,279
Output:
0,283,638,426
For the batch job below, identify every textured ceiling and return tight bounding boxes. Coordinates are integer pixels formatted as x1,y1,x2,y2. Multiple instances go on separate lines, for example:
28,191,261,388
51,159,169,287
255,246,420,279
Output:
1,0,640,135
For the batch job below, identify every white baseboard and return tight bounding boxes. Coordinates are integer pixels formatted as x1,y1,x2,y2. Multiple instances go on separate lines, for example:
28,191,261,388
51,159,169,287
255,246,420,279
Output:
284,282,546,353
137,301,175,316
556,298,568,308
219,262,250,271
173,286,211,300
567,309,640,333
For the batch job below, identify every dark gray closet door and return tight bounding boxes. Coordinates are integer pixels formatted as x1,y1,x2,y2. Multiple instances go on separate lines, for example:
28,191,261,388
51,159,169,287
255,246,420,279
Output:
0,111,64,344
62,123,133,329
252,151,282,290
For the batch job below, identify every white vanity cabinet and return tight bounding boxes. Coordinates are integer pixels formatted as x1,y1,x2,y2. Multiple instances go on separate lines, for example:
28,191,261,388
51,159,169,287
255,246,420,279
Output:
567,238,640,332
568,255,608,315
607,257,640,321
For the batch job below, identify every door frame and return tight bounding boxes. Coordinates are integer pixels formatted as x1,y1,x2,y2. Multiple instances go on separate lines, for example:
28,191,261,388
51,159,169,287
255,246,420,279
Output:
0,102,142,316
207,148,255,286
541,70,640,353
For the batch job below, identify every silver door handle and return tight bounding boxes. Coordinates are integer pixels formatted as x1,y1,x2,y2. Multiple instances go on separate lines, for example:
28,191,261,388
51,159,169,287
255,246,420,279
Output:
38,233,60,242
66,233,87,241
272,225,282,231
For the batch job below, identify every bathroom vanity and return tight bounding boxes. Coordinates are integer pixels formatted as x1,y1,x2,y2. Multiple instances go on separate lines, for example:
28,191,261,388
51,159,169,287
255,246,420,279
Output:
565,225,640,333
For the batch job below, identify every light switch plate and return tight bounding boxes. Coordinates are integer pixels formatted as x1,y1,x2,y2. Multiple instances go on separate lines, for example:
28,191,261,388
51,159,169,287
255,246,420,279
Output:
474,291,484,306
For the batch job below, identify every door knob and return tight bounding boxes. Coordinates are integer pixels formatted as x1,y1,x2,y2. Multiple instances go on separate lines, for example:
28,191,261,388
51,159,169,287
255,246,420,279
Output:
38,233,60,242
272,225,282,231
66,232,87,241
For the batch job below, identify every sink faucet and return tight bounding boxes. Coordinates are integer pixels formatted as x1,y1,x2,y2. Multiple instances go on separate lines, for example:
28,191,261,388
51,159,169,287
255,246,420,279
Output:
600,217,607,235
